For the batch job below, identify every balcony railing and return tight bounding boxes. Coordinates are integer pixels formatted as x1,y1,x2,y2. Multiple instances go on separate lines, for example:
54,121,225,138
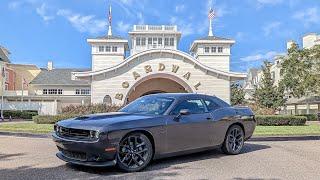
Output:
133,25,177,31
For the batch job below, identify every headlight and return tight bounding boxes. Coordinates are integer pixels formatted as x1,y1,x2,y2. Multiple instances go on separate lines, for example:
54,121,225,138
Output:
90,130,100,139
54,125,59,132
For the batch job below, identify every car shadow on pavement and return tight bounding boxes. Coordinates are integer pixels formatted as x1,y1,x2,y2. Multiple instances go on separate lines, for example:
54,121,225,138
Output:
67,142,270,175
0,153,25,161
0,143,270,180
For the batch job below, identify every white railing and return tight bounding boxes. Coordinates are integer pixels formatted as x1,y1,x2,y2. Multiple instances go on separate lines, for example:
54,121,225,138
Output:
133,25,177,31
3,90,29,96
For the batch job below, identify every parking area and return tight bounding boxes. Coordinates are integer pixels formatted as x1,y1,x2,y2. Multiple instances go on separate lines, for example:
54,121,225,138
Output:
0,135,320,180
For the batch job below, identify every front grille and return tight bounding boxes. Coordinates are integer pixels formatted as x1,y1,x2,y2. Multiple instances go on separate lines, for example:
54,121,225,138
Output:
59,147,87,161
58,126,91,139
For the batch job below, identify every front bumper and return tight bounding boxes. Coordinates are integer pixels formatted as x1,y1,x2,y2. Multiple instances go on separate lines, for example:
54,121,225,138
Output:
52,133,117,167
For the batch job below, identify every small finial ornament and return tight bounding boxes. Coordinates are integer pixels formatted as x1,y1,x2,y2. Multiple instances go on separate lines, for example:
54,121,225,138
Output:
108,5,112,36
208,8,215,37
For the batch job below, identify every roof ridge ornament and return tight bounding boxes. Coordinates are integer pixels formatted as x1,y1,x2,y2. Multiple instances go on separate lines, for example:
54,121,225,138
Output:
208,8,215,37
107,5,112,36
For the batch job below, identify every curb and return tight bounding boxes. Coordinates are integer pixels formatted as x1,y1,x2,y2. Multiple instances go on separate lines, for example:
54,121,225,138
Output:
249,135,320,141
0,131,51,139
1,131,320,142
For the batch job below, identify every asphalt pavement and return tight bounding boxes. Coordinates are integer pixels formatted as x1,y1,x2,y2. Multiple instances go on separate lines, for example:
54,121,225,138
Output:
0,135,320,180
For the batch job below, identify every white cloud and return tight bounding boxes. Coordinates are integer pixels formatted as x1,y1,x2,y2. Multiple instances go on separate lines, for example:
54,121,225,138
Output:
263,21,281,36
175,4,185,13
36,3,54,22
293,7,320,26
256,0,283,5
137,12,144,24
240,51,284,62
170,16,193,36
57,9,106,35
116,21,131,33
8,1,22,10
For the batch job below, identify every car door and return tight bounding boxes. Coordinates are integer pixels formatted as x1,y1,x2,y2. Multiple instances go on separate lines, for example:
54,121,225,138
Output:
165,98,214,153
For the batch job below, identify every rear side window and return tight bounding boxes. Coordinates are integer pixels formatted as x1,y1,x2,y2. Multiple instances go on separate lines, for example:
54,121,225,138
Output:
171,99,205,115
204,99,221,111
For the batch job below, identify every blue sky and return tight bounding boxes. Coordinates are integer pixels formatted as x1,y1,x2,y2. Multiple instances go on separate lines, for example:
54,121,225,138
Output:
0,0,319,72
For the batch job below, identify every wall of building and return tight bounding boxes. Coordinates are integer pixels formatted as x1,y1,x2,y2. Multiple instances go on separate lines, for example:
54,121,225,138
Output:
8,64,41,90
91,52,231,105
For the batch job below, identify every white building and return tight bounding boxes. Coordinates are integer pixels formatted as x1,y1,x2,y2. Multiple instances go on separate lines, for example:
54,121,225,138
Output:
73,7,246,105
244,33,320,114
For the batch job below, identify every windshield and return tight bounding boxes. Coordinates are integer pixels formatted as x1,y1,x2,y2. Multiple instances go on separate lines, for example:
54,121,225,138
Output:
120,96,175,115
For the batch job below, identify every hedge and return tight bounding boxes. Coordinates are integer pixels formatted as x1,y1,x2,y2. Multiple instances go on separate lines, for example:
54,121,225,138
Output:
255,115,307,126
299,114,318,121
3,110,38,119
33,114,76,124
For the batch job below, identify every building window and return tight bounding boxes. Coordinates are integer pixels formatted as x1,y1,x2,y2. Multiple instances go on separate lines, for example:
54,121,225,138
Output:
103,95,112,105
218,47,223,53
76,89,90,95
48,89,57,94
5,84,9,91
58,89,63,95
158,38,162,45
169,38,174,46
43,89,47,94
106,46,111,52
164,38,169,46
141,37,146,46
112,46,117,52
148,37,152,45
98,46,104,52
81,89,90,95
136,37,141,46
211,47,216,53
204,47,210,53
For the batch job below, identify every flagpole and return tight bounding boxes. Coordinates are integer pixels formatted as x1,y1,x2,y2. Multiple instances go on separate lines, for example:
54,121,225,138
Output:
208,18,213,36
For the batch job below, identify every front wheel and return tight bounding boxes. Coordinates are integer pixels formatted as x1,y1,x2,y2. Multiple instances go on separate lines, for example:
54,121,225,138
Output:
117,133,153,172
221,125,244,155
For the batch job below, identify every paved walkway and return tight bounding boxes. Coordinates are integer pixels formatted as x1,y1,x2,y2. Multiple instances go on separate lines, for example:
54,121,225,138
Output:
1,135,320,180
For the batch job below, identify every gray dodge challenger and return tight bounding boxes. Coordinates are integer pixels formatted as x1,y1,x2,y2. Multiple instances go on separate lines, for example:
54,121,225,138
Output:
52,93,255,172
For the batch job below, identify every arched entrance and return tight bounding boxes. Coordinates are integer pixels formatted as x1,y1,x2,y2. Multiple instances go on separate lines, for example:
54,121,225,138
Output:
125,73,193,103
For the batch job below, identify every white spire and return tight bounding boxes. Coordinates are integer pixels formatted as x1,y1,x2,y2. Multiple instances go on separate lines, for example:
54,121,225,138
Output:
208,8,215,37
107,5,112,36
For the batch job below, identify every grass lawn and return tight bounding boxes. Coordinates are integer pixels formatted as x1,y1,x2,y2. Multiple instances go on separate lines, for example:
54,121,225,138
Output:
254,122,320,136
0,121,320,136
0,121,53,134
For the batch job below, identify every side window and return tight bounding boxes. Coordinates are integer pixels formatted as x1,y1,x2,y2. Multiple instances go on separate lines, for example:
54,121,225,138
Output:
204,99,221,111
171,99,206,115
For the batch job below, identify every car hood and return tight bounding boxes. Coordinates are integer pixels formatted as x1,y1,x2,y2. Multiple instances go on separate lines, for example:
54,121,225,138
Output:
57,112,157,131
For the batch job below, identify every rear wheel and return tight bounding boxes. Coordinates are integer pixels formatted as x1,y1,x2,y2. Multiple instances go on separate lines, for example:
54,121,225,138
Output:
222,125,244,155
117,133,153,172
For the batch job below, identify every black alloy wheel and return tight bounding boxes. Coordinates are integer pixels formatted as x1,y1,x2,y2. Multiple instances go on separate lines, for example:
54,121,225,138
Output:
117,133,153,172
222,125,244,155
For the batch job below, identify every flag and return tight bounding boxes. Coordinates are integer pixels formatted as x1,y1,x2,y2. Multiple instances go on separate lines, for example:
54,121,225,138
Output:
108,5,112,26
208,8,215,19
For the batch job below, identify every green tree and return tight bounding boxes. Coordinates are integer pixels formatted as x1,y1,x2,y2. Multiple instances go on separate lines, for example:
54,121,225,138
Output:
280,43,320,97
254,61,285,109
231,83,245,105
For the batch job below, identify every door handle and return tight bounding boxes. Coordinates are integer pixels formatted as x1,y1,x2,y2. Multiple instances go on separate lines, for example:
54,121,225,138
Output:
206,117,212,120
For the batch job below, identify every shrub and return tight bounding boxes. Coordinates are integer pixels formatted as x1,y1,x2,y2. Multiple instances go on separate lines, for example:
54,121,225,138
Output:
299,114,318,121
3,110,38,119
33,114,76,124
255,115,307,126
33,104,122,124
61,104,122,115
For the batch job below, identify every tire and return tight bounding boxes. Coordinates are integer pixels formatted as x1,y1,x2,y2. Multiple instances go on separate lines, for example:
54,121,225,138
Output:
117,132,153,172
221,125,244,155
